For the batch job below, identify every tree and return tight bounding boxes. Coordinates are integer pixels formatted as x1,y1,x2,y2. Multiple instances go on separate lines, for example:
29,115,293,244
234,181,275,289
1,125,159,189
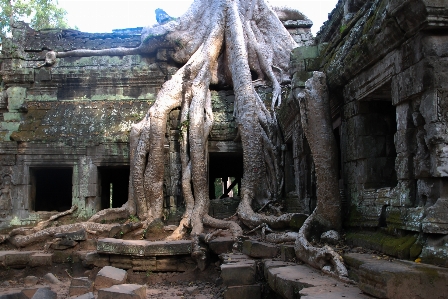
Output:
0,0,69,43
8,0,348,279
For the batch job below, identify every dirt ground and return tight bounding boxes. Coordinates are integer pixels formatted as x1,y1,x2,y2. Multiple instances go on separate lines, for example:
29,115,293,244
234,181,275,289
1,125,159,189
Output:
0,262,225,299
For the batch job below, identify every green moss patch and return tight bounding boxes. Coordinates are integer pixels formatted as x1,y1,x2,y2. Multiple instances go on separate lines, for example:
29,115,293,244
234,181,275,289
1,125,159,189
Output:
345,230,417,259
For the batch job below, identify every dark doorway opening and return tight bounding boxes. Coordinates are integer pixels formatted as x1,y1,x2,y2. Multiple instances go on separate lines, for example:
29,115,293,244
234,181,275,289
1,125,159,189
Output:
98,166,130,209
32,167,73,212
209,152,243,199
360,100,398,189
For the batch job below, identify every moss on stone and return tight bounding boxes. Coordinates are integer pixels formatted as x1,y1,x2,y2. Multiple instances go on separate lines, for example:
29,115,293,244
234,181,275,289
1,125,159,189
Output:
345,230,417,260
289,214,308,231
409,242,423,260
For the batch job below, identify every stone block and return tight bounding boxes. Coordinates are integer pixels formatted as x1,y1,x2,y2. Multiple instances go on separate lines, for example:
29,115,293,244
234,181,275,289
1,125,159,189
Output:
69,287,92,297
4,251,33,268
82,252,110,268
72,293,94,299
209,237,235,254
0,291,28,299
97,284,146,299
21,288,38,299
6,87,26,111
280,245,296,262
69,277,93,297
221,259,256,286
97,238,192,256
420,235,448,267
242,240,278,258
131,257,156,271
23,276,38,286
94,266,128,290
3,112,22,121
262,260,296,280
156,257,178,272
223,284,261,299
29,253,52,267
43,273,61,284
110,255,133,270
345,253,448,299
423,198,448,234
30,287,56,299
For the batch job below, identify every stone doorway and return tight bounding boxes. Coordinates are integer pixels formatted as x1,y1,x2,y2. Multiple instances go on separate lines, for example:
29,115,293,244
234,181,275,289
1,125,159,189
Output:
31,167,73,212
98,166,130,209
208,152,243,199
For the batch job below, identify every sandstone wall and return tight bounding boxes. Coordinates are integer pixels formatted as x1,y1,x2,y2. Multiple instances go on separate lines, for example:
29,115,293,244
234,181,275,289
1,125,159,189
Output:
285,0,448,265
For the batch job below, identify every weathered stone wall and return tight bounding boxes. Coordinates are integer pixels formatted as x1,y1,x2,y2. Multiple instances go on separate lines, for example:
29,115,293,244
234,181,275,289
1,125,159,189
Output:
0,22,175,226
285,0,448,265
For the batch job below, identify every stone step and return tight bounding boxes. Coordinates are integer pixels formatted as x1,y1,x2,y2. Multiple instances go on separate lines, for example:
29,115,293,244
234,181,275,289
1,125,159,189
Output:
97,238,192,256
344,253,448,299
264,260,370,299
221,258,257,287
220,253,260,299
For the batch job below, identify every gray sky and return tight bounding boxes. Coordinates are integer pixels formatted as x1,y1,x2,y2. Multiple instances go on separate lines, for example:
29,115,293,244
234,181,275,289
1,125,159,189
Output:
58,0,338,35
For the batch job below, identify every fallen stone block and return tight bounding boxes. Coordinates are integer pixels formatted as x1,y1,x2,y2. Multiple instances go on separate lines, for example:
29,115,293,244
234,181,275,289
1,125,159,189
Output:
30,287,57,299
23,276,39,286
95,266,128,290
242,240,278,258
43,273,61,284
69,277,93,297
72,293,94,299
0,291,27,299
29,253,52,267
223,284,261,299
221,259,256,286
209,237,235,255
97,284,146,299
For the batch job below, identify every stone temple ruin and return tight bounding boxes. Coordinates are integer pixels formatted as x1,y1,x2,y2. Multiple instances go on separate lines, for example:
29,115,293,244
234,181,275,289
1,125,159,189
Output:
0,0,448,299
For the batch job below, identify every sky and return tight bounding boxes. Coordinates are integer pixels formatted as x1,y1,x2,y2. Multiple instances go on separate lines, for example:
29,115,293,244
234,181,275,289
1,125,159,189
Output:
58,0,339,36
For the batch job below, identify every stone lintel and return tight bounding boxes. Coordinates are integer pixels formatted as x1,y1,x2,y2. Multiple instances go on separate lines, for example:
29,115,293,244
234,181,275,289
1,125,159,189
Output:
97,238,192,256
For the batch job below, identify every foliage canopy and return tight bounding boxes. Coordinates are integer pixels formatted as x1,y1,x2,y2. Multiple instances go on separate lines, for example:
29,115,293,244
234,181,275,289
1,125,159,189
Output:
0,0,69,42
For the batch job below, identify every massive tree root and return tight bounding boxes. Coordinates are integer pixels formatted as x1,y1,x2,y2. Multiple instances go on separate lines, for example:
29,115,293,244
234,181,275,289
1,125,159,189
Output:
293,72,348,279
